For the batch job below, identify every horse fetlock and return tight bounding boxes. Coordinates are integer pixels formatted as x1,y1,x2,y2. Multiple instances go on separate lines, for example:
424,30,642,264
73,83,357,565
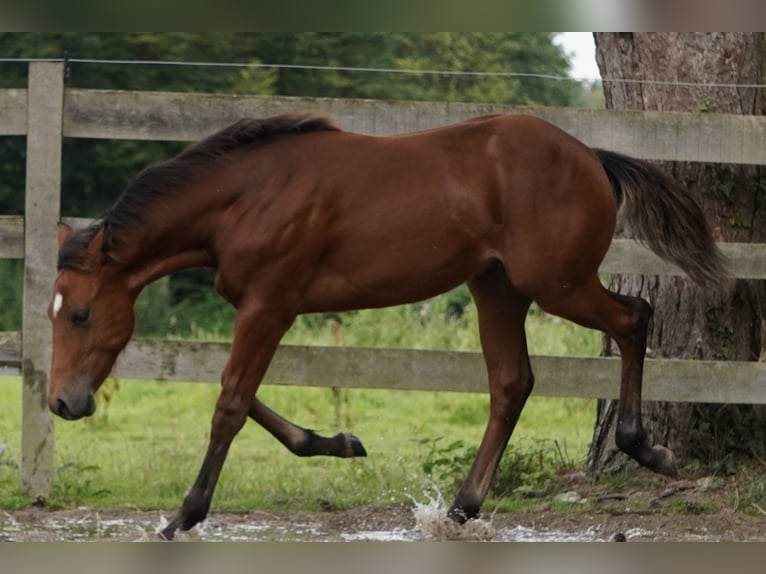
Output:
174,492,211,532
614,423,647,455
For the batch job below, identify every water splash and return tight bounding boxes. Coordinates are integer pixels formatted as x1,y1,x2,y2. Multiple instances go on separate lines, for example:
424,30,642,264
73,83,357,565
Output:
409,487,496,541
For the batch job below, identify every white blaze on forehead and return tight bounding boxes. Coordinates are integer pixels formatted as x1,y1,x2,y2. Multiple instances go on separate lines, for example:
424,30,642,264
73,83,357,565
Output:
53,292,63,318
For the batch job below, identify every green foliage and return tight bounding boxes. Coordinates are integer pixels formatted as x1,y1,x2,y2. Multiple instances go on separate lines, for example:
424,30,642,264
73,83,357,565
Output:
0,260,22,331
491,439,575,498
729,461,766,515
669,498,717,515
574,80,606,109
133,277,171,337
0,136,25,217
704,306,735,360
697,98,714,113
418,434,577,501
141,286,236,340
52,462,111,507
243,32,580,106
418,437,475,485
283,291,482,351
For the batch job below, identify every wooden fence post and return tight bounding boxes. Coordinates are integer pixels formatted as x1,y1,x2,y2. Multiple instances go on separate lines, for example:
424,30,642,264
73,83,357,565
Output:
21,62,64,498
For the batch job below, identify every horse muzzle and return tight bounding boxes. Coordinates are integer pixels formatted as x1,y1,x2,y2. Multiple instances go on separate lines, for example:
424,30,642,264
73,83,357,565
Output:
50,392,96,421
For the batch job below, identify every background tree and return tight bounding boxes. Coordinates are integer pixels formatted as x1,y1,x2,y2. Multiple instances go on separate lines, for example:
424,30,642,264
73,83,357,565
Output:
588,33,766,475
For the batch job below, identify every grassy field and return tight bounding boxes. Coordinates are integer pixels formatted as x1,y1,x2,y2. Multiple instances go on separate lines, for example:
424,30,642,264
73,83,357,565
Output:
0,298,602,513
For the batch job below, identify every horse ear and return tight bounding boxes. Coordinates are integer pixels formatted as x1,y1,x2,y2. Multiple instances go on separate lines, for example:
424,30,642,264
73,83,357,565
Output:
84,227,111,263
89,224,125,267
57,221,74,247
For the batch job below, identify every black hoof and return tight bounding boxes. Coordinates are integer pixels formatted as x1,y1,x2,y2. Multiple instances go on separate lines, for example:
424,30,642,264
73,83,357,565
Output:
448,493,481,524
347,433,367,457
447,506,470,525
158,526,175,541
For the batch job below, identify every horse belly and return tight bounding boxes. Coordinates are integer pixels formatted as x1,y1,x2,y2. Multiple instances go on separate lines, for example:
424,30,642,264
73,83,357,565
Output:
302,221,486,313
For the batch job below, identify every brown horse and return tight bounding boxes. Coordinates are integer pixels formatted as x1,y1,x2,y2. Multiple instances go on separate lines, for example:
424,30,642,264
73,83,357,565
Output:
48,112,727,540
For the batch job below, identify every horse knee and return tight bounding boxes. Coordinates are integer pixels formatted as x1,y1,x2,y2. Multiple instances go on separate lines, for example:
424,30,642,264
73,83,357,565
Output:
490,368,534,422
520,367,535,399
213,398,249,438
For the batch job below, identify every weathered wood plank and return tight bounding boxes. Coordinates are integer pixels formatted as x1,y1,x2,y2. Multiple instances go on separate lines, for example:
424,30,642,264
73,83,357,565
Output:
62,90,506,142
601,240,766,280
21,62,63,497
0,89,27,135
4,333,766,404
7,215,764,280
61,90,766,165
0,331,21,375
114,340,766,405
0,216,90,259
0,215,24,259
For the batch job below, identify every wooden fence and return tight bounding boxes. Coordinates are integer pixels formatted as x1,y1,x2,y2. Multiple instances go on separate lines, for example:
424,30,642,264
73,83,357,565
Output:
2,62,766,497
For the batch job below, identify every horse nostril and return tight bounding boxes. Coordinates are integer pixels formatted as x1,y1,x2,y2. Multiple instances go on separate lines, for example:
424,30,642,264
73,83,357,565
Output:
55,399,71,420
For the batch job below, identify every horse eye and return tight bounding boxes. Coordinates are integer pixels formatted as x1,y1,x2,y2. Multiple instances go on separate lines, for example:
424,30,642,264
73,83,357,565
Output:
70,308,91,327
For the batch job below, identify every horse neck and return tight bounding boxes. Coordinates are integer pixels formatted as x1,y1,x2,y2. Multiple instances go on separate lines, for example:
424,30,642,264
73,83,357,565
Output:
120,189,224,292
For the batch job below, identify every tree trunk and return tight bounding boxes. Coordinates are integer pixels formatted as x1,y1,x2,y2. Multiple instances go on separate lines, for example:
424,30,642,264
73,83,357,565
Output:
588,33,766,476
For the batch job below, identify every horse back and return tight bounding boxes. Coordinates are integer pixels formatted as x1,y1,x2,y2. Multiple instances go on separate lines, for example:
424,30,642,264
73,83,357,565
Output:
214,114,616,311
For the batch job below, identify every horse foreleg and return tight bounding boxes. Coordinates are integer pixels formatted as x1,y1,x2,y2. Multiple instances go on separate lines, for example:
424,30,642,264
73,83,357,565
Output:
536,277,678,477
160,304,293,540
448,268,534,523
248,397,367,458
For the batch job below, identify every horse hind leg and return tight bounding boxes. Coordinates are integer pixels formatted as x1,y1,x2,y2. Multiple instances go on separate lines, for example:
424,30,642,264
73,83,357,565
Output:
535,276,678,477
448,266,534,523
249,397,367,458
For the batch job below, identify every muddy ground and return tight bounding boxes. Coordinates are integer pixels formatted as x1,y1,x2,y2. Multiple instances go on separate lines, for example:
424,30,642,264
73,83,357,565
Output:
2,474,765,542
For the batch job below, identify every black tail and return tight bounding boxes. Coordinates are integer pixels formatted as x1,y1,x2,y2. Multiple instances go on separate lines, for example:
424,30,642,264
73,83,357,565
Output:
595,149,730,288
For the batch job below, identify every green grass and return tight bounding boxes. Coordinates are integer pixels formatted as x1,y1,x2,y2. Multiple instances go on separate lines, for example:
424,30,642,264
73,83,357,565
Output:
0,297,601,512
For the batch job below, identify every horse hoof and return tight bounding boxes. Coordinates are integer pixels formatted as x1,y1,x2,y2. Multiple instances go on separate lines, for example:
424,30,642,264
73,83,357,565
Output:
157,528,174,541
612,532,627,542
447,509,464,524
651,445,679,478
344,433,367,457
447,506,469,524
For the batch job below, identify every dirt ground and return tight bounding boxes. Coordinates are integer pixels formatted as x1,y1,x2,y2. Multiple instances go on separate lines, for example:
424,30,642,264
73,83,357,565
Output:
2,473,765,541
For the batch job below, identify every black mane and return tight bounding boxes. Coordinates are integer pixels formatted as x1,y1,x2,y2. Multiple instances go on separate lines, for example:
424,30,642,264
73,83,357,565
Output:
58,113,339,270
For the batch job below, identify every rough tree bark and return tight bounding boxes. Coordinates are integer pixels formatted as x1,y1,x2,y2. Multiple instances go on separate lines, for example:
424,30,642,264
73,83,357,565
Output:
588,33,766,475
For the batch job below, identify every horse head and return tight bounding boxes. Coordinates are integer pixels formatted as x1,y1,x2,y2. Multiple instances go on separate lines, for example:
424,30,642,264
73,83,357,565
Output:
47,223,136,420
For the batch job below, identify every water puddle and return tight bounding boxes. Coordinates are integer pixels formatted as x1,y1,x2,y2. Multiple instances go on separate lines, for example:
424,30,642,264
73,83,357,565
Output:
2,503,627,542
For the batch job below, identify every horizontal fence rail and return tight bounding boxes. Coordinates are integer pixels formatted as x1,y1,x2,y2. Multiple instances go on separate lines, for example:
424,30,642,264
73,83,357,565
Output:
2,87,766,164
2,333,766,405
3,214,765,279
3,62,766,497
